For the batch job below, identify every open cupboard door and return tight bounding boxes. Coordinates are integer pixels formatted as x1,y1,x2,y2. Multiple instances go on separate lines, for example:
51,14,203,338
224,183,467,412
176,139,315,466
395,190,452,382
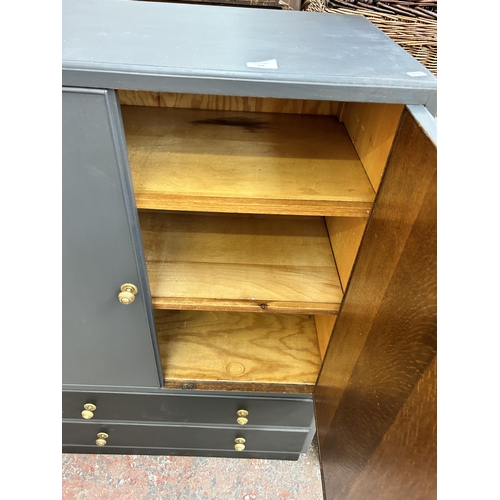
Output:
314,105,437,500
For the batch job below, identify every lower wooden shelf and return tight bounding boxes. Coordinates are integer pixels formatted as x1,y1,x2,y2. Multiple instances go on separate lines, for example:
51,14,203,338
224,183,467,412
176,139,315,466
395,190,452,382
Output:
140,210,343,315
155,310,321,393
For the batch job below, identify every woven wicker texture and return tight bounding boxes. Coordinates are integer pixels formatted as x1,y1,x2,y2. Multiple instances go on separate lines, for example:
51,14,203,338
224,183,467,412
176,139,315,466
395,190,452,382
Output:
302,0,437,75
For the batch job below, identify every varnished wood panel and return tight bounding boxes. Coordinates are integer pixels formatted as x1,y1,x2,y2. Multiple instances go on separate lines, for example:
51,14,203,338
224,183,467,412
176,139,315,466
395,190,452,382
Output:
139,211,343,314
119,90,340,115
155,310,321,390
345,357,436,500
340,102,403,192
314,108,437,500
123,105,374,216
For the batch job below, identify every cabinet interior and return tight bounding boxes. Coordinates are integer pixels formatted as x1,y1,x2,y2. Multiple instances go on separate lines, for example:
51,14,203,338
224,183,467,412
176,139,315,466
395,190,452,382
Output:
119,90,404,393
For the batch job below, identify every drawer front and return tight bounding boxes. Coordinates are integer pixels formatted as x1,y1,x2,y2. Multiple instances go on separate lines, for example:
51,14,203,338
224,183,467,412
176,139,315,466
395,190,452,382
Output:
63,390,314,428
62,421,309,454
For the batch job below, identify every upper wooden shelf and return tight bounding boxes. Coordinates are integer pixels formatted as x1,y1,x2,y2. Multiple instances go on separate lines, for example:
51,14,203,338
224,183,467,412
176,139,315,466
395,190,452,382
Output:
123,105,375,217
140,211,343,315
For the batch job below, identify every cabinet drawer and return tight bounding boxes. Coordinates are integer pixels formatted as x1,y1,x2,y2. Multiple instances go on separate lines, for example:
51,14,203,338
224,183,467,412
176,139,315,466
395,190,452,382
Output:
63,390,314,428
62,421,309,454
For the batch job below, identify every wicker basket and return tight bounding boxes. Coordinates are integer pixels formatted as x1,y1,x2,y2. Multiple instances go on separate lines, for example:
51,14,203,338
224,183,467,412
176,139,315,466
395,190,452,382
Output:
302,0,437,76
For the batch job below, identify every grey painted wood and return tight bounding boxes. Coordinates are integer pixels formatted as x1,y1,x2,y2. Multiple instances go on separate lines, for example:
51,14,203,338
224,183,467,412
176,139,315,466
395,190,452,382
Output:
62,445,300,460
62,87,162,389
301,416,317,453
62,0,436,105
62,421,310,453
62,390,314,428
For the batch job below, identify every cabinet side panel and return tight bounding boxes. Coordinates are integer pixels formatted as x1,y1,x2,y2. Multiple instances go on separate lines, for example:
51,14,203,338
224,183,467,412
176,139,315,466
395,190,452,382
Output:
62,88,162,389
315,106,437,499
314,314,337,361
325,216,368,292
339,102,403,192
315,216,367,357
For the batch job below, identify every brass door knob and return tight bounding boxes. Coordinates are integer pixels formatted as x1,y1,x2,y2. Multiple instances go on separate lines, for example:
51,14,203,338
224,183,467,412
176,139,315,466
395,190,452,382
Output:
237,409,249,425
118,283,138,304
234,437,246,451
95,432,109,446
81,403,97,419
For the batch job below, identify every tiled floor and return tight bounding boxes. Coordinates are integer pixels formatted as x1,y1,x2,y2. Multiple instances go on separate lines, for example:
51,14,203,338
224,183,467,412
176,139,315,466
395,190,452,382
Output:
62,437,324,499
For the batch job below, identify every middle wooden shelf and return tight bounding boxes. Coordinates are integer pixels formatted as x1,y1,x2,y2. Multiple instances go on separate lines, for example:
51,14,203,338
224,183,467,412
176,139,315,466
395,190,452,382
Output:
139,210,343,315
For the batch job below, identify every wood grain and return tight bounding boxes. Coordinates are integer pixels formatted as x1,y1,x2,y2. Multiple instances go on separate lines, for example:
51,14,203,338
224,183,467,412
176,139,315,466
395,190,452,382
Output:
345,357,436,500
314,314,337,360
119,90,339,115
155,310,321,389
325,216,368,291
118,89,160,107
123,105,374,216
139,211,343,314
162,380,316,394
314,108,437,500
339,102,403,192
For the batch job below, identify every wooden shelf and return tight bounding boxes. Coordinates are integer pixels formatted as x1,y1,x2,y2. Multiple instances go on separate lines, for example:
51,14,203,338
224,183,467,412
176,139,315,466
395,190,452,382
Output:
155,310,321,392
140,211,343,314
124,106,375,216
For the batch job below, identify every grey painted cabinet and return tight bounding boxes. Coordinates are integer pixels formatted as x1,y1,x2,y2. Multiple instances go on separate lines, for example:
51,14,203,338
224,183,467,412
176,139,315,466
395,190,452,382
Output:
62,87,162,389
61,85,317,459
62,1,437,490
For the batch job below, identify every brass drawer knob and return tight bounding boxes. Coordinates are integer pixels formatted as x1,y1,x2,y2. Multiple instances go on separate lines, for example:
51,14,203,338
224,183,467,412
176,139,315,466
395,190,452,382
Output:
118,283,138,305
95,432,109,446
236,409,249,425
234,437,246,451
81,403,97,419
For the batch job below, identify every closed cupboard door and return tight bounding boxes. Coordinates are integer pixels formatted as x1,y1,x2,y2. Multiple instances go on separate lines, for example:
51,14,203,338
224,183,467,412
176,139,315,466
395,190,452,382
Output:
315,105,437,500
62,87,162,389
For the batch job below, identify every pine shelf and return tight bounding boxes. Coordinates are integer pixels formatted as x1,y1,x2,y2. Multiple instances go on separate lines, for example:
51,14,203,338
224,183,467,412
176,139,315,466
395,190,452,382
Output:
124,106,375,217
139,210,343,315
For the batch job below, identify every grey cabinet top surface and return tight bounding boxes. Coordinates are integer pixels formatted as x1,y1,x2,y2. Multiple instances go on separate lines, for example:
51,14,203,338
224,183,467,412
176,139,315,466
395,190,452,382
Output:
62,0,436,105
